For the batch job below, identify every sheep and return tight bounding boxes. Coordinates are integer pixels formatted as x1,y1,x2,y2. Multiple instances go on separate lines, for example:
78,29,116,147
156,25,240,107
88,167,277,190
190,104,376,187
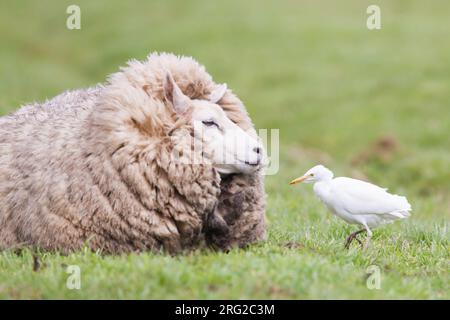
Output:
0,52,267,254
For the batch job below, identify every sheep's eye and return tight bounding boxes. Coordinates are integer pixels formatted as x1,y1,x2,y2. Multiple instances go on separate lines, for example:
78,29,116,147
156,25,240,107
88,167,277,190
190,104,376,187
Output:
202,120,218,128
310,173,314,176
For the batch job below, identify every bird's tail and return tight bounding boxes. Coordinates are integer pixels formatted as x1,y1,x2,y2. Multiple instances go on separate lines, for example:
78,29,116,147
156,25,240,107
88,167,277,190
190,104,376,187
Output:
391,195,412,218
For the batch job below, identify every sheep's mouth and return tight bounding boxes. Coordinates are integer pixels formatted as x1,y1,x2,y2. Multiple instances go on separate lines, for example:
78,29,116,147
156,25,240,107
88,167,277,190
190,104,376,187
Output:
239,159,262,171
244,160,259,166
214,158,262,176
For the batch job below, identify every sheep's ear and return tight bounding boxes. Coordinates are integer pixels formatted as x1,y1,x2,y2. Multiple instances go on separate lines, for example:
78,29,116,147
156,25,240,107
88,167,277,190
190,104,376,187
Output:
163,72,190,114
208,83,227,104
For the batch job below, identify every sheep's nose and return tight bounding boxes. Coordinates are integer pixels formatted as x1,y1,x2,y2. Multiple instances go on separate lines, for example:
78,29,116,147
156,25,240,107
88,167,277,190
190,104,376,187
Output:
253,146,263,165
253,146,262,155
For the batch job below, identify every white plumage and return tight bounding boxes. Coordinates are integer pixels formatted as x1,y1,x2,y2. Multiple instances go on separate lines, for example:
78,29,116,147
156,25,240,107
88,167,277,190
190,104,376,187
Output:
290,165,411,248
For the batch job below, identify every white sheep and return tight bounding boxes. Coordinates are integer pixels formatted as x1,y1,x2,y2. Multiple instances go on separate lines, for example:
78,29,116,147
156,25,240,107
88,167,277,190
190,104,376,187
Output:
0,52,266,254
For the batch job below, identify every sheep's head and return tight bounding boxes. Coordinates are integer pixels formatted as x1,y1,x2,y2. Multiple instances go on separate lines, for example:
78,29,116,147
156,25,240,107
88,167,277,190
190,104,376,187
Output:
164,73,263,175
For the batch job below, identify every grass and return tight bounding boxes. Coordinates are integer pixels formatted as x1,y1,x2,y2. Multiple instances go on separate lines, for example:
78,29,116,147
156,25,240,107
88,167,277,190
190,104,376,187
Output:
0,0,449,299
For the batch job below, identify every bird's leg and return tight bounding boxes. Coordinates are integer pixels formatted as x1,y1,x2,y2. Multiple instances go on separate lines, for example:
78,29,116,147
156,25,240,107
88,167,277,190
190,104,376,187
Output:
354,237,363,246
345,229,366,249
362,225,373,250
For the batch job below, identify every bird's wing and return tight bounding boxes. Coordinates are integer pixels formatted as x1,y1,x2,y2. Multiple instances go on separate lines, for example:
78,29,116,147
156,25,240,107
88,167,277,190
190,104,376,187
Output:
330,177,411,216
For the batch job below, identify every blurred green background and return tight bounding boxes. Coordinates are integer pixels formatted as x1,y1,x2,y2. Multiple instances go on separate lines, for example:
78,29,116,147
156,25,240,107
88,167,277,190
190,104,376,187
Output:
0,0,448,299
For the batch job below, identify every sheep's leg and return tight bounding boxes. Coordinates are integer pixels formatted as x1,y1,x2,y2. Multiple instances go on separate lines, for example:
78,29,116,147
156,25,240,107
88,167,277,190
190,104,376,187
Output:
344,229,366,249
204,203,231,251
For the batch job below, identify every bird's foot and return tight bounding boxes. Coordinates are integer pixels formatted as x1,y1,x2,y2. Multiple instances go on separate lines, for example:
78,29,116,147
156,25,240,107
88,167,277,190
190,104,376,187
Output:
344,229,366,249
344,234,356,249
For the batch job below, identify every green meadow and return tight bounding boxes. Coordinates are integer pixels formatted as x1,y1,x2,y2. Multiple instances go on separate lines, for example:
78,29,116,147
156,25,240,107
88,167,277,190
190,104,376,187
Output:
0,0,448,299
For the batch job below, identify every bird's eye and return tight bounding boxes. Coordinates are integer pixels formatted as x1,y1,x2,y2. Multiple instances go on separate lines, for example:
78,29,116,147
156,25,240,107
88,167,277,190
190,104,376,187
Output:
310,173,314,176
202,120,219,128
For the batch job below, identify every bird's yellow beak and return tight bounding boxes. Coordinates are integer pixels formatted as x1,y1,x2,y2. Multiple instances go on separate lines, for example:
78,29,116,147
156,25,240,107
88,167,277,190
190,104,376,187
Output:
289,175,307,185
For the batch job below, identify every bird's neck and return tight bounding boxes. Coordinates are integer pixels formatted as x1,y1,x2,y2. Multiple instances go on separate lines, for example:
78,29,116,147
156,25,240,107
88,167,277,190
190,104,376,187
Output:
315,177,332,184
313,179,332,200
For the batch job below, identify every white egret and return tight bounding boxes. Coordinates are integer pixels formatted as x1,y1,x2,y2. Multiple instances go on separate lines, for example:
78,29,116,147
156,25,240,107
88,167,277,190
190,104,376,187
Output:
290,165,411,248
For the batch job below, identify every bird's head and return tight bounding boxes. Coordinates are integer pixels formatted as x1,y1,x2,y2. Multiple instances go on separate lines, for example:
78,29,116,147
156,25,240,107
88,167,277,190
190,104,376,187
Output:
289,164,334,185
